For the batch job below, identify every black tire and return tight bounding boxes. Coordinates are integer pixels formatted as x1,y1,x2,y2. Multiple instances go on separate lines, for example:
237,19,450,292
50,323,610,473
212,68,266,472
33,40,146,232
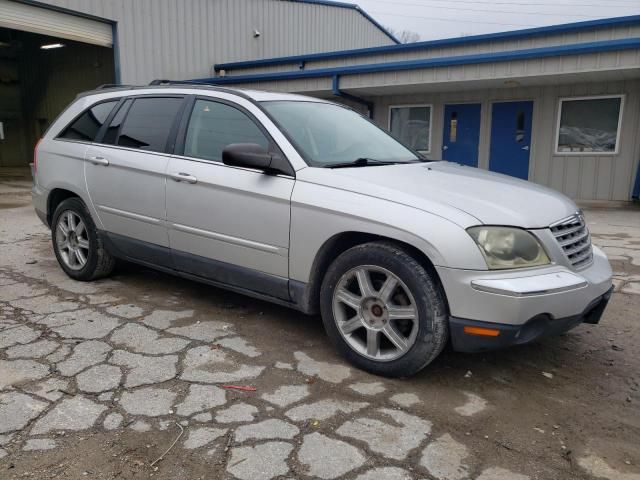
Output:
51,197,115,281
320,241,448,377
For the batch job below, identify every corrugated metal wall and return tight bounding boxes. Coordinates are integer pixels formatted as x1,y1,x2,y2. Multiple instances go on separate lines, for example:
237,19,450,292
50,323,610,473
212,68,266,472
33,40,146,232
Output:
236,48,640,94
372,80,640,202
228,23,640,75
35,0,394,84
336,51,640,92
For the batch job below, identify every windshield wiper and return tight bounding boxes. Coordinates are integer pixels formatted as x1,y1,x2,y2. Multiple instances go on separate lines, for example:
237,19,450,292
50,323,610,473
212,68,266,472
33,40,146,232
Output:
325,158,404,169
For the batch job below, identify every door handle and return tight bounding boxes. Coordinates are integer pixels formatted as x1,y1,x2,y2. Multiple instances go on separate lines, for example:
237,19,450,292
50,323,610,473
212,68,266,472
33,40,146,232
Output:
522,145,530,151
88,156,109,166
442,145,449,150
169,172,197,184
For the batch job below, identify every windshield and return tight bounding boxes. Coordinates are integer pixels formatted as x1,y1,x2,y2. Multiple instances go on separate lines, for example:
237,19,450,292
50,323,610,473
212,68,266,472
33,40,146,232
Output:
261,101,420,167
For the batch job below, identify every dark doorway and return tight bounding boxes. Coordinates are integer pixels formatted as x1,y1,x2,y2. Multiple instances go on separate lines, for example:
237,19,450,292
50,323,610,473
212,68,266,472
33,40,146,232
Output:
0,28,115,168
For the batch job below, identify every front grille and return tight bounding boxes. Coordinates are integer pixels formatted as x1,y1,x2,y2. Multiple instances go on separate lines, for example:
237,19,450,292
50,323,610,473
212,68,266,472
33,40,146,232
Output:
550,213,593,268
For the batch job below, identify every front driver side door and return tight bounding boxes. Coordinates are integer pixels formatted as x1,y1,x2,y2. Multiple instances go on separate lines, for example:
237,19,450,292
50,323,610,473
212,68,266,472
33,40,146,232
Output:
165,96,294,300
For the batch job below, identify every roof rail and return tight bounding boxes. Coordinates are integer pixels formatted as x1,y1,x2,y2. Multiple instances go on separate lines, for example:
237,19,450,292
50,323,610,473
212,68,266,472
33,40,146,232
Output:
96,83,133,89
148,79,212,86
77,80,258,104
145,79,257,102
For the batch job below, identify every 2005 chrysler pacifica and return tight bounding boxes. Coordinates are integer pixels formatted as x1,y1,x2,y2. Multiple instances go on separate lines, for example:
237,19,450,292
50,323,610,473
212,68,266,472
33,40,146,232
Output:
32,84,613,377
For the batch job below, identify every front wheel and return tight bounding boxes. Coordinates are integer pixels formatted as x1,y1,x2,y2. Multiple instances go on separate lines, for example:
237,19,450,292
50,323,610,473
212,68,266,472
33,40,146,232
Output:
51,197,115,281
320,242,448,377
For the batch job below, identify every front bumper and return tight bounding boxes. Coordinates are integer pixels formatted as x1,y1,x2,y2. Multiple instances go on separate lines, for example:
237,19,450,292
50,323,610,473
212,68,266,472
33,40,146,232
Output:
436,246,612,325
449,286,612,353
436,245,613,352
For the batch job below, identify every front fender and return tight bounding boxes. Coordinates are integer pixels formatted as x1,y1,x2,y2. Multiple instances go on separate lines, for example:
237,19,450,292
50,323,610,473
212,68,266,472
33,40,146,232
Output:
289,181,487,284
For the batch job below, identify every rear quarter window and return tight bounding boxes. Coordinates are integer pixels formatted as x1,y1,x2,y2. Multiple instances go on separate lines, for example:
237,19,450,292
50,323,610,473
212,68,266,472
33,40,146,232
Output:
58,100,119,142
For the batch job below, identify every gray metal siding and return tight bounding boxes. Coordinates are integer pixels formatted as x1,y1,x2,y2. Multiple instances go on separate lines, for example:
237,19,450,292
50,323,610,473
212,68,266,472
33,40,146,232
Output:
335,50,640,91
211,0,393,64
372,80,640,202
218,50,640,98
34,0,394,84
225,23,640,76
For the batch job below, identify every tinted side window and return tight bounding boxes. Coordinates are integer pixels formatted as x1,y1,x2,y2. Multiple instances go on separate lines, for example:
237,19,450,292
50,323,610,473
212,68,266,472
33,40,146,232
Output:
184,100,269,162
59,100,118,141
102,99,131,145
117,97,183,153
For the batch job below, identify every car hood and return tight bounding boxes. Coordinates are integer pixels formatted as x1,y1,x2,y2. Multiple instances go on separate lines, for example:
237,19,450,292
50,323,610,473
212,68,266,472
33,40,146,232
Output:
299,161,578,229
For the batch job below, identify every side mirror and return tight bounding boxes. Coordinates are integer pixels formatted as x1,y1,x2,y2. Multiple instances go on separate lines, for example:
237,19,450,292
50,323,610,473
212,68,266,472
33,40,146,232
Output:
222,143,292,176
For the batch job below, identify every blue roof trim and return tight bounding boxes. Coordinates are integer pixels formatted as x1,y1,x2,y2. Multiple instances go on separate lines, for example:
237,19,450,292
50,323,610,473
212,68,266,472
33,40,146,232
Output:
195,37,640,84
284,0,400,44
292,0,357,6
352,5,400,45
214,14,640,72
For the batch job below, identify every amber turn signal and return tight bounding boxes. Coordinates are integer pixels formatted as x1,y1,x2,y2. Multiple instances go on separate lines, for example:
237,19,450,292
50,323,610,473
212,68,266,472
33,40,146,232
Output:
463,326,501,337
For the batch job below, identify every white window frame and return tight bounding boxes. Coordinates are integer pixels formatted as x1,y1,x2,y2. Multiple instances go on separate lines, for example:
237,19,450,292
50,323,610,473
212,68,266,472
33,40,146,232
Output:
388,104,433,154
554,94,625,156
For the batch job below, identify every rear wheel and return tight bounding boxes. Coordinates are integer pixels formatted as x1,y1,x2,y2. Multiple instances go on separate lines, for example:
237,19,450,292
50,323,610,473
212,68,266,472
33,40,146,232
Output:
320,242,448,377
51,197,115,281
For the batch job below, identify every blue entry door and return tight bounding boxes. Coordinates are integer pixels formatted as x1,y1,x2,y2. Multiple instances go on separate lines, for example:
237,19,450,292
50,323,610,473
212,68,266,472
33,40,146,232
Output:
442,103,481,167
489,101,533,179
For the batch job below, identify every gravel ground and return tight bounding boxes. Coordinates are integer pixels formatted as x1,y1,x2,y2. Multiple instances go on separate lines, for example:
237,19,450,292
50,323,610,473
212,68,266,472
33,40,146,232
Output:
0,173,639,480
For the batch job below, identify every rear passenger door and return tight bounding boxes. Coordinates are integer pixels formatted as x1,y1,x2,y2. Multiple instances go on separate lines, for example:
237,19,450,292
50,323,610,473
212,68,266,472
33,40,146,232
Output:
165,96,295,300
54,98,120,210
84,96,185,265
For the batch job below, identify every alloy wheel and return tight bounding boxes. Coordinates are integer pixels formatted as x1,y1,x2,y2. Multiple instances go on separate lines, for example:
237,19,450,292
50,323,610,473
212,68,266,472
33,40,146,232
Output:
55,211,90,271
331,265,419,362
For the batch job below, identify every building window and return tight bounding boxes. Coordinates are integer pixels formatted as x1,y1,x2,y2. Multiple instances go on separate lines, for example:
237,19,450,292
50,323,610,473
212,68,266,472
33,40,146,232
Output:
389,105,432,153
556,95,624,155
449,111,458,143
516,111,526,143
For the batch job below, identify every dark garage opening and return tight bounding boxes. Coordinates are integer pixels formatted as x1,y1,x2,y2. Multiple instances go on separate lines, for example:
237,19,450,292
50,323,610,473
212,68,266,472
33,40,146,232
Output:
0,27,114,169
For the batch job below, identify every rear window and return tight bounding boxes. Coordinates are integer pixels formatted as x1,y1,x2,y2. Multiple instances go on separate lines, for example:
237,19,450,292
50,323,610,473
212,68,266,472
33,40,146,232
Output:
116,97,183,153
58,100,119,142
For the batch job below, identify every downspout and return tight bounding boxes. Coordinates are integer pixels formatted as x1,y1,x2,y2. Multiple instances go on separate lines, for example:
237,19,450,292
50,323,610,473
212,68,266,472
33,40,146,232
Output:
111,22,121,84
633,160,640,201
332,75,374,118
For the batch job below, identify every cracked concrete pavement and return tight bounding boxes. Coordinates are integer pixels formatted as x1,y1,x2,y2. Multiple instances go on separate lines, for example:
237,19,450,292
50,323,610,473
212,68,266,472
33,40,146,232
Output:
1,174,639,479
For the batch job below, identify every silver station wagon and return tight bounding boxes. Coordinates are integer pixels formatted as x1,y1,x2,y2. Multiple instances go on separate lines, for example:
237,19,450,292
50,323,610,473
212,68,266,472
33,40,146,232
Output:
32,83,613,377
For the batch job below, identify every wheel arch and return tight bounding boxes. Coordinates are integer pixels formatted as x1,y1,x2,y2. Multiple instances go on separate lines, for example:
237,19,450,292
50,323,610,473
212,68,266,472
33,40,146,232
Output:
47,188,82,227
292,231,449,315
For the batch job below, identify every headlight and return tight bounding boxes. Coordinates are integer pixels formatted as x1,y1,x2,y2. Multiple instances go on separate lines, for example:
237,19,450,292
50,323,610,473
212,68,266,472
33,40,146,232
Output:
467,226,550,270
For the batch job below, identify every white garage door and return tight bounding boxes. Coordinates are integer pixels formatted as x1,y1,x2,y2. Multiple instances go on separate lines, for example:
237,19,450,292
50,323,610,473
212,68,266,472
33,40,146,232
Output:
0,0,113,47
